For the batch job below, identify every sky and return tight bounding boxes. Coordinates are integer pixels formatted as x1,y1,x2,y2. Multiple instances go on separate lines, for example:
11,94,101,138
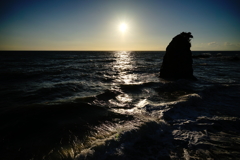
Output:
0,0,240,51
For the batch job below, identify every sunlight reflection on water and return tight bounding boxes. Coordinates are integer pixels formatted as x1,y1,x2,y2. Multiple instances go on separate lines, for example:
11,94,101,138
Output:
113,51,138,84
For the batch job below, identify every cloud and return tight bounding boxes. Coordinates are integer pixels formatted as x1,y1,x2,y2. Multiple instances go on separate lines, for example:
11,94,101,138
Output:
193,42,240,50
224,42,240,48
207,42,218,46
224,42,233,46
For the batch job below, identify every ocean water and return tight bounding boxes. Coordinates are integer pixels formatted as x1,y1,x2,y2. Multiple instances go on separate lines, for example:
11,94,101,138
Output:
0,51,240,159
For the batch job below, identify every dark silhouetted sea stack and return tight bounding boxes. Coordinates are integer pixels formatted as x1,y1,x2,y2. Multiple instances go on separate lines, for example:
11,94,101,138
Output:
160,32,196,80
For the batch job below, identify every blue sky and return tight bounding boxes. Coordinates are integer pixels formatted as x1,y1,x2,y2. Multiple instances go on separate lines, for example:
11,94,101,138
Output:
0,0,240,50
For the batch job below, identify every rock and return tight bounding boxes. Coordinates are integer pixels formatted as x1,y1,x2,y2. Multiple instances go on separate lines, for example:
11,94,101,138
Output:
160,32,196,80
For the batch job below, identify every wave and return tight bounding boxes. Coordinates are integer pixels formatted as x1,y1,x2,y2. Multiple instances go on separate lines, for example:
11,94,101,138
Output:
192,52,240,62
0,98,135,160
1,84,239,159
216,55,240,61
192,52,212,59
77,84,240,159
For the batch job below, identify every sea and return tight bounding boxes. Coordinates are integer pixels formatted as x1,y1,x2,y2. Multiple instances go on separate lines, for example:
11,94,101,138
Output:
0,51,240,160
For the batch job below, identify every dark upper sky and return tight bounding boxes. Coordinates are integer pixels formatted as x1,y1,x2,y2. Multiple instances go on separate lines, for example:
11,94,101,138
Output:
1,0,240,50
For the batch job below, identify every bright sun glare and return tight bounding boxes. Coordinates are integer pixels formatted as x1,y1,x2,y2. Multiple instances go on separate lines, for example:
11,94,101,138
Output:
119,23,127,33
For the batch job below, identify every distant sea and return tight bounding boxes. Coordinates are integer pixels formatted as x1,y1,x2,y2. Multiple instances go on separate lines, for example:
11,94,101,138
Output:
0,51,240,159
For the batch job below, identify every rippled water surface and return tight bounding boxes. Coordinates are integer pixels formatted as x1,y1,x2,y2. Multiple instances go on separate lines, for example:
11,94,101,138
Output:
0,51,240,159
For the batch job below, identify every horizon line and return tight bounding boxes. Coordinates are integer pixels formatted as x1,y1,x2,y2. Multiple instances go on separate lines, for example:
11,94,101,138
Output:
0,50,240,52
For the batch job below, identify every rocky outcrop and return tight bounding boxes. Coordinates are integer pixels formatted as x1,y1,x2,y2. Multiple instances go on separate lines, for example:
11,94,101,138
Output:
160,32,196,80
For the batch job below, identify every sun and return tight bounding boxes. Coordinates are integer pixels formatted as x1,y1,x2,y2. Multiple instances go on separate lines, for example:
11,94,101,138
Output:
119,23,127,33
